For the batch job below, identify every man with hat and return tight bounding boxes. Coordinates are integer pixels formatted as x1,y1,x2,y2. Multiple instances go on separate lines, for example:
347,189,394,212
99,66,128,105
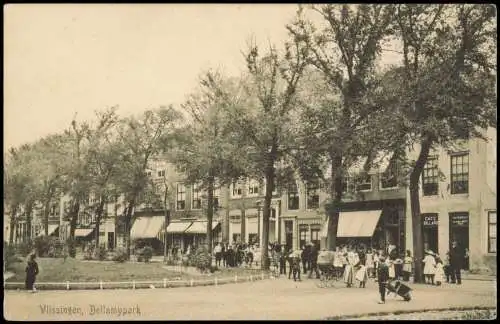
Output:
449,241,463,285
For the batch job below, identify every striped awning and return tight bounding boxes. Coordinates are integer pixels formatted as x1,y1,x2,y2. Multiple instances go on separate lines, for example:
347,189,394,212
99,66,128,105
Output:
185,221,220,234
37,225,59,237
131,216,165,239
75,228,94,238
297,218,323,226
166,221,192,233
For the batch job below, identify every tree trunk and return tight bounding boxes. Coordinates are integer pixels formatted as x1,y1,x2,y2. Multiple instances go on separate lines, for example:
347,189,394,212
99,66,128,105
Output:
25,201,34,245
69,201,80,258
207,175,215,260
409,135,433,284
43,198,52,236
9,206,18,244
95,198,106,249
261,160,276,270
327,152,343,251
125,199,136,259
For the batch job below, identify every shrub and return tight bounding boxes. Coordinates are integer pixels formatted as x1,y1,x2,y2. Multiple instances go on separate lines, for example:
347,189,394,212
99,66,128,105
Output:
188,246,212,273
136,246,153,263
33,236,61,257
14,241,34,257
94,247,107,261
4,243,23,271
112,248,128,263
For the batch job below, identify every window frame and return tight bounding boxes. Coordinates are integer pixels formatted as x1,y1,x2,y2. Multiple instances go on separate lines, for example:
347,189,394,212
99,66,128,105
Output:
311,228,320,247
306,179,320,210
488,211,497,253
231,180,243,198
192,183,202,210
450,152,469,195
355,173,373,192
380,162,399,190
247,178,260,197
422,155,439,196
287,182,300,210
176,183,186,210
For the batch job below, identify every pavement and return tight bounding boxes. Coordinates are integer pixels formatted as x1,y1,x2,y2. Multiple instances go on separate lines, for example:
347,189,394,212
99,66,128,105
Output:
3,275,496,320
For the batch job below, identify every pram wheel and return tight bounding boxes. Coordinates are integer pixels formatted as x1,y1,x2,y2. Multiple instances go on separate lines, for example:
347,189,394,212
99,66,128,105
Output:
403,293,411,301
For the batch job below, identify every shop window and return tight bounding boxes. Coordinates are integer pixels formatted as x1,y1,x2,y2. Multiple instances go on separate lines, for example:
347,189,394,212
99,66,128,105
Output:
176,183,186,210
422,156,439,196
422,213,439,254
299,225,308,248
288,182,299,210
311,228,320,248
306,179,320,209
450,153,469,194
488,211,496,253
355,173,372,192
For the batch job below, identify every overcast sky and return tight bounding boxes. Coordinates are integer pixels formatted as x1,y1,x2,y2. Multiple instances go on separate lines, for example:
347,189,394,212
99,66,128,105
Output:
4,4,401,151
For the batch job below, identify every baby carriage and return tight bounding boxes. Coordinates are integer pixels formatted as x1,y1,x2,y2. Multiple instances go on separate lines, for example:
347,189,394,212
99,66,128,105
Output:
386,279,412,301
316,250,337,288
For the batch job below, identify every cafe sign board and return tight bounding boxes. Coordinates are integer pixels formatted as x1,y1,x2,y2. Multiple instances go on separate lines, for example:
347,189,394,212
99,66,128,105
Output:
451,213,469,226
423,214,438,226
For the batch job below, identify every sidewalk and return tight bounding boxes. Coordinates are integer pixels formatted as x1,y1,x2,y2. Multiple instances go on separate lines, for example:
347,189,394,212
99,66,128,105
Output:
4,275,496,320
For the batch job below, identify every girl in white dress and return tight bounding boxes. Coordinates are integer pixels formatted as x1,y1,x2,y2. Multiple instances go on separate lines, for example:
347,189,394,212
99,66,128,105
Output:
423,251,437,285
434,257,445,286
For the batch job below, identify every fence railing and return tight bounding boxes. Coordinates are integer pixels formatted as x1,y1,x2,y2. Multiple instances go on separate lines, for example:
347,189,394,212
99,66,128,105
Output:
4,272,271,290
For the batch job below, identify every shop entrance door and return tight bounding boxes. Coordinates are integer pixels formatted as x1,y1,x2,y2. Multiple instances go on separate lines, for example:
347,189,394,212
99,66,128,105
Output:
449,212,470,270
422,213,439,254
285,220,293,251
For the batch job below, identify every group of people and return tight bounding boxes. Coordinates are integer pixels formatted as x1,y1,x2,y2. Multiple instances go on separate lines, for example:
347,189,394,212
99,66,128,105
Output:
212,242,261,268
423,241,464,286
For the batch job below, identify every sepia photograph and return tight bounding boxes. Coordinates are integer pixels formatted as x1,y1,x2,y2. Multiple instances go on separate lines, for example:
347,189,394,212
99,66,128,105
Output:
3,3,497,320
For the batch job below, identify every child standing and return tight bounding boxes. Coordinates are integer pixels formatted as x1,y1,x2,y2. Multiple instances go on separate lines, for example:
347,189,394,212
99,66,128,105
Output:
377,256,390,304
402,250,413,282
423,251,437,285
434,257,445,286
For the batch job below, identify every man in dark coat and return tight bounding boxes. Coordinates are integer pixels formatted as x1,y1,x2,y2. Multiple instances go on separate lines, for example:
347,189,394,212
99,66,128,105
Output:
25,253,39,292
377,256,390,304
308,244,320,279
449,241,463,284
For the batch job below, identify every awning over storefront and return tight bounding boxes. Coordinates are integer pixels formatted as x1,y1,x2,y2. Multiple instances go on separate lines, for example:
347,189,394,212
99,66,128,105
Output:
184,221,220,234
166,221,193,234
131,216,165,239
37,225,59,237
75,228,94,238
337,210,382,238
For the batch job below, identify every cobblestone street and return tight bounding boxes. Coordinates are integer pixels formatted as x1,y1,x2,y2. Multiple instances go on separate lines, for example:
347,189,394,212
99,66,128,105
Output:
4,276,496,320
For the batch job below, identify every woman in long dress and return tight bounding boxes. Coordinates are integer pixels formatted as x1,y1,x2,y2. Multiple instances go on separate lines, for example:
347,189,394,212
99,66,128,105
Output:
423,251,437,285
343,249,358,287
365,249,374,278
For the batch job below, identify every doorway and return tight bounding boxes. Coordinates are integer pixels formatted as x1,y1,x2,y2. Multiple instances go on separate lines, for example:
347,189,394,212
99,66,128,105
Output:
285,220,293,251
422,213,439,254
107,232,115,250
449,212,470,270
